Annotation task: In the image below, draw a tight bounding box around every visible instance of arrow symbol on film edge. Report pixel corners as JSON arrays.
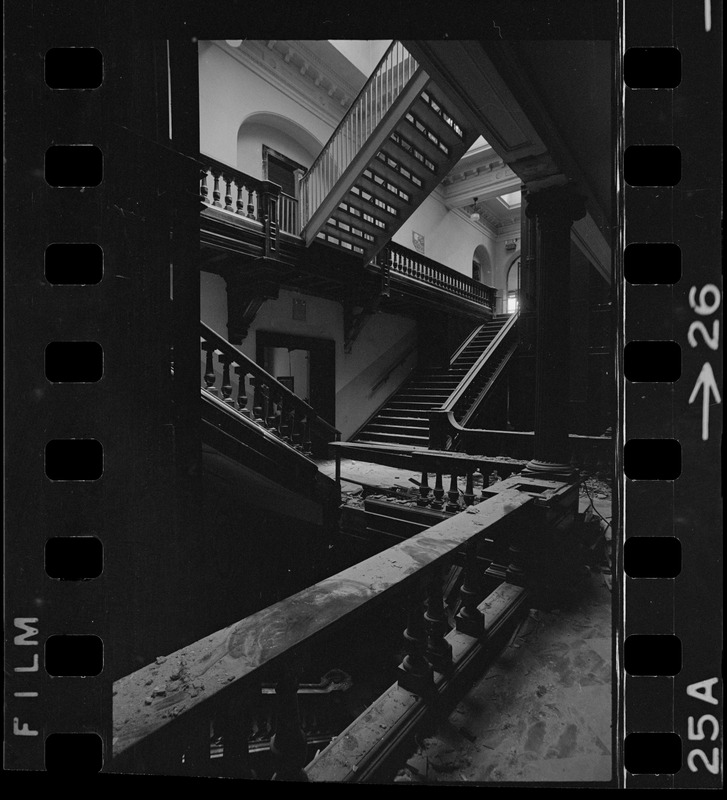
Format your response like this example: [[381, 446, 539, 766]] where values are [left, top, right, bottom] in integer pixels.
[[688, 362, 721, 441]]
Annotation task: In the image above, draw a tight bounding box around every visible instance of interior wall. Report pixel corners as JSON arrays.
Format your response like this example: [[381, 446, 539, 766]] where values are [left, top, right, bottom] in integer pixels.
[[328, 40, 391, 75], [237, 122, 317, 179], [200, 270, 228, 337], [200, 278, 418, 439], [392, 193, 497, 279], [199, 41, 337, 168]]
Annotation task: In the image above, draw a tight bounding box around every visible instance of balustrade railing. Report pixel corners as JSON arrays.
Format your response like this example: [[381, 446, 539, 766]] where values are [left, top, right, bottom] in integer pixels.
[[201, 322, 339, 456], [200, 155, 300, 236], [112, 478, 536, 777], [375, 242, 498, 310], [299, 41, 419, 230], [278, 191, 299, 235]]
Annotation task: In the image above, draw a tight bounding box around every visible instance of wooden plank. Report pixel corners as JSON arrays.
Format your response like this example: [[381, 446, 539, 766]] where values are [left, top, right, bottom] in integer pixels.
[[112, 487, 534, 759]]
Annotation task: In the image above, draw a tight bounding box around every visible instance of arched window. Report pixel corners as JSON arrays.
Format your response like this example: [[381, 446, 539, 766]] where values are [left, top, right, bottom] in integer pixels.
[[472, 245, 492, 285], [506, 256, 521, 313]]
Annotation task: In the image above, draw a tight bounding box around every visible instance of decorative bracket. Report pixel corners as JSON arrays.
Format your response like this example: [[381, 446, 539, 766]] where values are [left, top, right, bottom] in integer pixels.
[[225, 271, 279, 344]]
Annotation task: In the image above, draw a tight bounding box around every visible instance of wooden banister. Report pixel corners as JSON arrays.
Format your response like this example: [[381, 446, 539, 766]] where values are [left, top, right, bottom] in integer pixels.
[[201, 322, 339, 447], [200, 156, 299, 235], [112, 484, 536, 761], [441, 310, 519, 418]]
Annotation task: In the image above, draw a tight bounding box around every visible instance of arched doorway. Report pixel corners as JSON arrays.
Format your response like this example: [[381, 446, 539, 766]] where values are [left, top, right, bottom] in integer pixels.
[[506, 255, 521, 313], [236, 114, 323, 235], [236, 112, 322, 178], [472, 245, 492, 285]]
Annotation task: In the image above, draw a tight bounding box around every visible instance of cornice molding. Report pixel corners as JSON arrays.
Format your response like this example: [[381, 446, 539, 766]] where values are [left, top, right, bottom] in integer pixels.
[[215, 41, 352, 132]]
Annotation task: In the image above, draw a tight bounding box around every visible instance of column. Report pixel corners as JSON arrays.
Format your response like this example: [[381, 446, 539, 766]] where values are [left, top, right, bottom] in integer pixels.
[[522, 185, 586, 480]]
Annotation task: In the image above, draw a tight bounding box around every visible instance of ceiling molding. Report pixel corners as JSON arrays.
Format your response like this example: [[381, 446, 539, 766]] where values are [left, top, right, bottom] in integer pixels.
[[216, 41, 352, 132], [442, 165, 521, 209]]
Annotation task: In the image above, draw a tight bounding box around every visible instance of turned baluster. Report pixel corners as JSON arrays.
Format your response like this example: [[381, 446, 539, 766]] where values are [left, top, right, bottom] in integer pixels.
[[202, 341, 219, 395], [506, 527, 526, 587], [219, 353, 235, 405], [302, 415, 313, 456], [416, 470, 430, 506], [424, 567, 453, 672], [290, 408, 303, 450], [200, 168, 210, 205], [430, 472, 445, 510], [247, 186, 256, 219], [270, 666, 308, 782], [488, 469, 502, 486], [446, 471, 460, 512], [463, 470, 476, 507], [211, 170, 222, 207], [397, 581, 434, 696], [224, 175, 234, 211], [260, 384, 272, 428], [472, 467, 484, 498], [235, 367, 251, 417], [279, 398, 293, 443], [235, 181, 246, 215], [268, 392, 282, 436], [456, 539, 485, 637], [219, 689, 256, 779]]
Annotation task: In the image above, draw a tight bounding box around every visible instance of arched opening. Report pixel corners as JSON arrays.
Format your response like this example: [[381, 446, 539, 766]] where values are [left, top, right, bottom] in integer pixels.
[[236, 114, 324, 235], [472, 245, 492, 285], [506, 255, 521, 313], [236, 113, 322, 181]]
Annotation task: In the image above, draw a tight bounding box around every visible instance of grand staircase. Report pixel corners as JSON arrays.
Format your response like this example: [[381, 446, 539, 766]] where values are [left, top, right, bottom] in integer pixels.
[[300, 42, 479, 263], [354, 314, 512, 447]]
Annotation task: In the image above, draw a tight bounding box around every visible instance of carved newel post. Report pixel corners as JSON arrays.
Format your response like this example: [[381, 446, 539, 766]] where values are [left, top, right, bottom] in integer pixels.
[[522, 186, 586, 481]]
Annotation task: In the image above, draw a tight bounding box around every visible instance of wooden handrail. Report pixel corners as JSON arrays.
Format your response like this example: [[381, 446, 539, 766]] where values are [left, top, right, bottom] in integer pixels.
[[440, 310, 519, 416], [201, 322, 339, 443], [449, 323, 485, 364], [112, 484, 535, 760]]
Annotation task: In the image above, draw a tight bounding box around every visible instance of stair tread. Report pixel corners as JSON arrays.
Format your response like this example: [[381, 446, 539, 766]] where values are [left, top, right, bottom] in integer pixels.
[[411, 95, 466, 153]]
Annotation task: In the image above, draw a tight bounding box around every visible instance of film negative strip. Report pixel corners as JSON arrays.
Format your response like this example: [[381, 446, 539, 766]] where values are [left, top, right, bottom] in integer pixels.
[[4, 0, 722, 787]]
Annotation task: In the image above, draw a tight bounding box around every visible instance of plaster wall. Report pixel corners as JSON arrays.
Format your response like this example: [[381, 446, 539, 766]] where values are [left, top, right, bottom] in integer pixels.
[[328, 40, 391, 75], [237, 123, 317, 180], [200, 275, 418, 440], [393, 193, 498, 280], [199, 41, 336, 168]]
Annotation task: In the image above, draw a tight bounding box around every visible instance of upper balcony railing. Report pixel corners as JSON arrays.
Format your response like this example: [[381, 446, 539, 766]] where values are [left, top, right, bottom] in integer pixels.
[[376, 242, 498, 311], [200, 156, 299, 236], [299, 42, 419, 230]]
